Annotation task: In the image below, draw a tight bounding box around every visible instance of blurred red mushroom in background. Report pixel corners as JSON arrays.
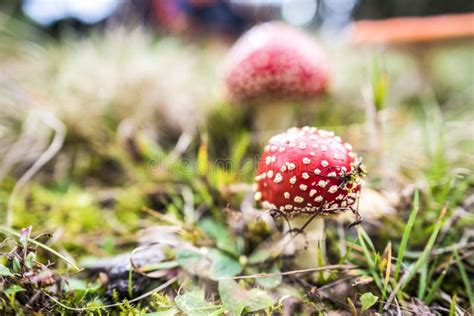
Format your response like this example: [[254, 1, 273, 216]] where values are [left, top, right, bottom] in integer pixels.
[[223, 22, 329, 135]]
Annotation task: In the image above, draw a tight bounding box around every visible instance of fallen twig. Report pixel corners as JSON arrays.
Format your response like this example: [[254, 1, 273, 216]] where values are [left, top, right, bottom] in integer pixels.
[[217, 264, 356, 280]]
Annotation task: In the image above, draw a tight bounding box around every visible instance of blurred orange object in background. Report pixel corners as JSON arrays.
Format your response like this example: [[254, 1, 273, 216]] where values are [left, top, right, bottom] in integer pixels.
[[351, 13, 474, 44]]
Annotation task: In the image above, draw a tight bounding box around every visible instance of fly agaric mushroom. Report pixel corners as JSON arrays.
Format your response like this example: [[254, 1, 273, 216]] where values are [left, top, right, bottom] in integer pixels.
[[223, 22, 329, 133], [255, 126, 365, 268]]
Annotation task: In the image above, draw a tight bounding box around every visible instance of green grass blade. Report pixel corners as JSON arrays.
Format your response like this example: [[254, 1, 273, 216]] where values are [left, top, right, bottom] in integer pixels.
[[449, 294, 457, 316], [400, 206, 446, 290], [394, 190, 419, 282], [357, 227, 383, 291], [417, 262, 428, 300], [358, 227, 376, 253], [453, 250, 474, 312], [425, 261, 450, 305]]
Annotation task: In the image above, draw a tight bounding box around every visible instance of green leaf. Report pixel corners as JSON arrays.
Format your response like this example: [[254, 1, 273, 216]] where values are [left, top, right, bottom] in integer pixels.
[[64, 278, 102, 298], [255, 265, 282, 289], [208, 249, 242, 280], [175, 290, 222, 316], [4, 284, 26, 296], [175, 249, 206, 275], [248, 247, 273, 265], [360, 292, 378, 312], [25, 252, 36, 270], [0, 264, 13, 277], [218, 280, 275, 315], [200, 219, 238, 256], [12, 256, 21, 273]]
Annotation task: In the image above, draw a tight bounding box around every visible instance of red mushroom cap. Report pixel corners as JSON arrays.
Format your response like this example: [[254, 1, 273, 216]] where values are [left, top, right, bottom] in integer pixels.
[[224, 22, 329, 100], [255, 126, 364, 216]]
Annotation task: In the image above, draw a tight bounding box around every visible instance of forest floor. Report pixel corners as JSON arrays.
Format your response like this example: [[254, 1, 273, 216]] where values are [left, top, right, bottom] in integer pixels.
[[0, 26, 473, 315]]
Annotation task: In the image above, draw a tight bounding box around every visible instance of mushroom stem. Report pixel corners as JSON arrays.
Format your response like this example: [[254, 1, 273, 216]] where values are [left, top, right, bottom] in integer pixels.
[[288, 216, 326, 270], [254, 101, 295, 138]]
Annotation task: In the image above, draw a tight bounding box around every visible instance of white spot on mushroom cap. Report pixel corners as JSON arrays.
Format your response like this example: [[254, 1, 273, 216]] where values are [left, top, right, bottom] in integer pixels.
[[274, 173, 283, 183], [290, 176, 297, 184], [284, 192, 290, 199], [302, 157, 311, 164], [318, 180, 328, 188], [328, 185, 338, 193], [254, 191, 262, 201], [321, 160, 329, 167], [299, 184, 307, 191], [294, 196, 304, 203]]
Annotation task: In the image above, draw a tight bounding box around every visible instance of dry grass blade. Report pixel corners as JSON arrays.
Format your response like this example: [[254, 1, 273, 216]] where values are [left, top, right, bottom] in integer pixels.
[[382, 241, 392, 299], [5, 111, 65, 227], [217, 264, 356, 280]]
